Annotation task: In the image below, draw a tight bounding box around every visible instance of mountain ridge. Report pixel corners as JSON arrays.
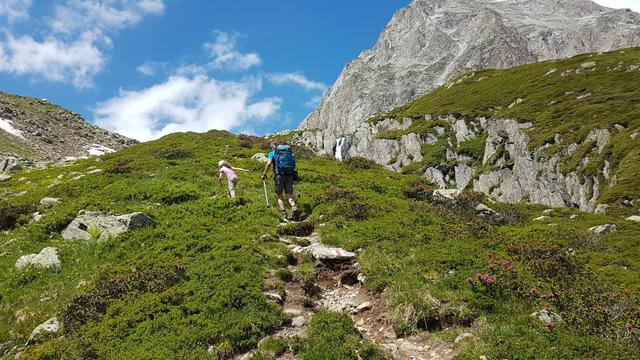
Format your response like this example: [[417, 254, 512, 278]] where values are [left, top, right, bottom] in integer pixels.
[[300, 0, 640, 135]]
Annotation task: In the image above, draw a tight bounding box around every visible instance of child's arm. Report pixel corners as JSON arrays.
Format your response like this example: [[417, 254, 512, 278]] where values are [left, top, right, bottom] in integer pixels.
[[231, 166, 249, 172], [218, 171, 224, 184]]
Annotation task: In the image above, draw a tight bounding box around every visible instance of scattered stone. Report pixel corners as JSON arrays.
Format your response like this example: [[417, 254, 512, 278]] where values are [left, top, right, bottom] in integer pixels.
[[580, 61, 596, 68], [260, 234, 279, 242], [626, 216, 640, 223], [27, 318, 59, 345], [283, 308, 302, 317], [357, 273, 366, 284], [533, 216, 550, 221], [354, 302, 372, 313], [594, 204, 609, 214], [455, 332, 474, 343], [307, 244, 356, 261], [508, 98, 524, 108], [86, 169, 103, 174], [251, 153, 268, 162], [531, 309, 562, 326], [588, 224, 617, 235], [264, 292, 284, 304], [30, 212, 44, 224], [475, 203, 497, 217], [39, 197, 62, 208], [61, 211, 155, 241], [569, 215, 579, 220], [432, 189, 461, 202], [15, 247, 61, 270], [0, 174, 11, 181], [542, 209, 554, 214], [291, 316, 305, 327]]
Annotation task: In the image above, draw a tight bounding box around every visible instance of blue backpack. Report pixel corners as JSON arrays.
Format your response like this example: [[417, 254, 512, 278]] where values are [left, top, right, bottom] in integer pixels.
[[274, 145, 296, 176]]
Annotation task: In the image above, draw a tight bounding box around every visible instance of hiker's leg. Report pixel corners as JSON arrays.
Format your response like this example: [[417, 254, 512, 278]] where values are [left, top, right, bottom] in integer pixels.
[[228, 177, 237, 198], [274, 175, 286, 211], [284, 176, 297, 211]]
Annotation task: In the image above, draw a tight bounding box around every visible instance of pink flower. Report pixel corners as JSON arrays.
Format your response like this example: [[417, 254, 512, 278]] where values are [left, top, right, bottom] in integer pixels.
[[465, 277, 473, 284], [625, 323, 633, 330], [488, 263, 497, 270], [507, 263, 515, 271], [476, 273, 483, 279], [483, 275, 495, 285], [530, 287, 537, 295]]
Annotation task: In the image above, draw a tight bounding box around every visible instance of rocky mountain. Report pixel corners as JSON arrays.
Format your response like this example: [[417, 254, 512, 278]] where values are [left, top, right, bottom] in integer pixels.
[[298, 47, 640, 213], [299, 0, 640, 135], [0, 92, 136, 169]]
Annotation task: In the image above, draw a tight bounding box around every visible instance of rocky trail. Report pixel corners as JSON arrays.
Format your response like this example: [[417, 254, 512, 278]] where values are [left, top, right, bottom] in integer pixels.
[[238, 221, 456, 360]]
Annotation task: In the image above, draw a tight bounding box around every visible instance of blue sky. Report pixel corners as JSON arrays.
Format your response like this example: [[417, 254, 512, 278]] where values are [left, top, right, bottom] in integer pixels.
[[0, 0, 412, 140], [0, 0, 638, 141]]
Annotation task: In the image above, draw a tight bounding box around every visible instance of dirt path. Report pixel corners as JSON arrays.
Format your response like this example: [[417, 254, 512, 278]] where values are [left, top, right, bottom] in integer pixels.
[[237, 225, 456, 360]]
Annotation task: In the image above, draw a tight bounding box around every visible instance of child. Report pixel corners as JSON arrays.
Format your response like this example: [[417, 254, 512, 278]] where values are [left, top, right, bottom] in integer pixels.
[[218, 160, 248, 198]]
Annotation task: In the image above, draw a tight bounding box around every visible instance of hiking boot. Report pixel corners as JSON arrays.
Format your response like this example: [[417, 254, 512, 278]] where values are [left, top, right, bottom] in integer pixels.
[[280, 211, 289, 223], [290, 209, 301, 222]]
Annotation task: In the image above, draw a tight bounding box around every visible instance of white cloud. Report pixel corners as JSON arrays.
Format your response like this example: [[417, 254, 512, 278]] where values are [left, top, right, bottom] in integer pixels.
[[94, 74, 281, 141], [49, 0, 165, 34], [592, 0, 640, 12], [269, 72, 328, 92], [0, 32, 106, 88], [205, 31, 261, 71], [136, 61, 168, 76], [0, 0, 164, 88], [0, 0, 32, 22]]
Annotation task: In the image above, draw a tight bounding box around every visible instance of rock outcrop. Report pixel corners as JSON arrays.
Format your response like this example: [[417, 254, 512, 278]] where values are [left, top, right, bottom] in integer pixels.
[[297, 114, 630, 212], [61, 211, 155, 241], [300, 0, 640, 135], [15, 247, 61, 270]]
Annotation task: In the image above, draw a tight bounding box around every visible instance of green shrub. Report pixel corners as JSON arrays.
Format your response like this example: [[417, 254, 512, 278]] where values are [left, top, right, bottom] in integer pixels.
[[0, 203, 35, 230], [343, 157, 380, 170], [154, 148, 193, 160], [105, 160, 133, 174], [334, 197, 375, 220], [154, 183, 199, 205]]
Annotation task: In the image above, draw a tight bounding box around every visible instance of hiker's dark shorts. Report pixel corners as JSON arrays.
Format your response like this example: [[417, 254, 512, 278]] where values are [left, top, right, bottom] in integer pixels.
[[274, 174, 294, 195]]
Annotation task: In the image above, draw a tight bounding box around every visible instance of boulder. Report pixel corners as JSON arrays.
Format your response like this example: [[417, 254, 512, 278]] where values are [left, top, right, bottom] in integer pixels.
[[61, 210, 155, 241], [354, 302, 372, 313], [291, 316, 306, 327], [531, 309, 562, 326], [39, 197, 62, 208], [594, 204, 609, 214], [27, 317, 60, 345], [588, 224, 617, 235], [307, 244, 356, 261], [30, 212, 44, 224], [626, 215, 640, 223], [15, 247, 61, 270], [432, 189, 461, 202], [0, 174, 11, 181], [251, 153, 268, 162], [475, 204, 497, 218], [0, 157, 21, 172]]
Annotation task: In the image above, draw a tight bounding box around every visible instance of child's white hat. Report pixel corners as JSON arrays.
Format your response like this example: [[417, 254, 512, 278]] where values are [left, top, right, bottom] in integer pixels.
[[218, 160, 226, 167]]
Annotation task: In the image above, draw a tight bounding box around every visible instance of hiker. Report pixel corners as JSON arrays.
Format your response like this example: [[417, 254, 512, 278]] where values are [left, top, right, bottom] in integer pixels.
[[261, 141, 300, 222], [218, 160, 248, 198]]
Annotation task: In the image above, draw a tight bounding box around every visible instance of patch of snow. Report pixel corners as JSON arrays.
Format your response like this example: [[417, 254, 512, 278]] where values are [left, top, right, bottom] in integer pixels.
[[86, 144, 116, 156], [0, 118, 25, 139]]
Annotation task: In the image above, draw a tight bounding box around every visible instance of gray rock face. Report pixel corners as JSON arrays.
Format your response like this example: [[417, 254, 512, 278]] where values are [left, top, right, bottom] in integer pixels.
[[307, 244, 356, 261], [297, 114, 624, 212], [61, 210, 154, 241], [300, 0, 640, 136], [15, 247, 61, 270]]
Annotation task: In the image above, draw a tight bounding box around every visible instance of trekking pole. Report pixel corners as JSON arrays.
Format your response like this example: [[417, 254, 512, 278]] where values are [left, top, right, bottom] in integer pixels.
[[262, 180, 270, 207]]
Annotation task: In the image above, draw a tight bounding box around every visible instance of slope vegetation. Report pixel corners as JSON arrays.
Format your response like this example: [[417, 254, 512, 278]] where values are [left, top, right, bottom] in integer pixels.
[[0, 131, 638, 359]]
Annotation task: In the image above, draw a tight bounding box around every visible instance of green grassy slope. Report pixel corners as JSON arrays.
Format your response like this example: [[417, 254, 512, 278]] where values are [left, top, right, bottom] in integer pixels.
[[371, 47, 640, 207], [0, 131, 638, 359]]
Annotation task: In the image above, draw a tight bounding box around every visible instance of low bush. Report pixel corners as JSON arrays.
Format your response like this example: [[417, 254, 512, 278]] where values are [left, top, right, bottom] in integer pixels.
[[0, 203, 35, 230], [105, 160, 133, 174], [343, 157, 379, 170], [335, 197, 375, 220], [154, 149, 193, 160]]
